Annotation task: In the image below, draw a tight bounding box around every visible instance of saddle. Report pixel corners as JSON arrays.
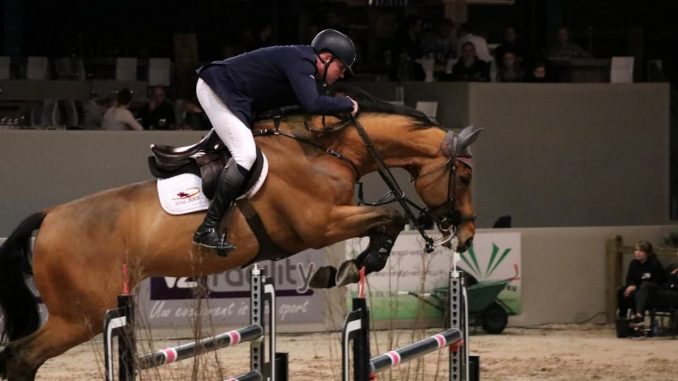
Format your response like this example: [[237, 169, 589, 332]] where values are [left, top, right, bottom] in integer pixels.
[[148, 130, 264, 199], [149, 131, 288, 264]]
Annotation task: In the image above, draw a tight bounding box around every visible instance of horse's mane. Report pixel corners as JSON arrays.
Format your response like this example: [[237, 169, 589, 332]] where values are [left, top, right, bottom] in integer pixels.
[[254, 87, 437, 126], [343, 87, 436, 126]]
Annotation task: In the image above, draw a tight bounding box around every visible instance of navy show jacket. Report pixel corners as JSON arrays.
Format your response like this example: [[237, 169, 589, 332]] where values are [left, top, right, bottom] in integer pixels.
[[197, 45, 353, 125]]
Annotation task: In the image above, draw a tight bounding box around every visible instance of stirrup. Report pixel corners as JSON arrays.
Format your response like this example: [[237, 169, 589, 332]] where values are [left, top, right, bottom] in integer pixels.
[[192, 228, 236, 255]]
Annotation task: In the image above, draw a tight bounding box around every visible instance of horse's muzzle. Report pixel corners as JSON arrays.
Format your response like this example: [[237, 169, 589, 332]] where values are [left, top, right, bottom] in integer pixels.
[[456, 237, 473, 253]]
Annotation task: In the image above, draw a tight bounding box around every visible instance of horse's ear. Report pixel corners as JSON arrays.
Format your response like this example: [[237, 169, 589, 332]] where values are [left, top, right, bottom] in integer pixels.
[[457, 125, 483, 151], [442, 126, 483, 157]]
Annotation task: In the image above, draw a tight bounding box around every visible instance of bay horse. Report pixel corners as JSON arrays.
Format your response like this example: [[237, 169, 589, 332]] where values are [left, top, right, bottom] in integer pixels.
[[0, 95, 480, 381]]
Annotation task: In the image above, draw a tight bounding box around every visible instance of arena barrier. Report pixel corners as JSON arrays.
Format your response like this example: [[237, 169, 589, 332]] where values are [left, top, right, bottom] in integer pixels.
[[103, 264, 287, 381], [342, 270, 478, 381]]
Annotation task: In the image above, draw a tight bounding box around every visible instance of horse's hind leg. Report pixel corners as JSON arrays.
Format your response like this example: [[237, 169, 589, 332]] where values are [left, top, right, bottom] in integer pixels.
[[3, 317, 94, 381]]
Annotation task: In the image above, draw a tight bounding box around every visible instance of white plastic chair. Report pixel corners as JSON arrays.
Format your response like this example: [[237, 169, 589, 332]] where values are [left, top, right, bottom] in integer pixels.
[[41, 99, 60, 127], [61, 100, 79, 127], [610, 56, 634, 83], [115, 57, 138, 81], [0, 56, 10, 80], [27, 56, 50, 80], [148, 58, 171, 86], [416, 101, 438, 122]]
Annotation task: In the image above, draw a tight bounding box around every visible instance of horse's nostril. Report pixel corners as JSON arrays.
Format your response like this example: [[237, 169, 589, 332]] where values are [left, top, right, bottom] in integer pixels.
[[465, 237, 474, 248], [456, 237, 474, 253]]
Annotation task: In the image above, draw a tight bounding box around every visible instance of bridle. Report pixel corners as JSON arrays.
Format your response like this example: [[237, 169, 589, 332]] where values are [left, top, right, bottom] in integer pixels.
[[413, 156, 477, 235], [349, 116, 475, 253], [253, 113, 475, 253]]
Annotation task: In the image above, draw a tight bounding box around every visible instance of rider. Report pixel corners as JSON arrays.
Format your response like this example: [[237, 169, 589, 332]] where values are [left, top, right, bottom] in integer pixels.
[[193, 29, 359, 252]]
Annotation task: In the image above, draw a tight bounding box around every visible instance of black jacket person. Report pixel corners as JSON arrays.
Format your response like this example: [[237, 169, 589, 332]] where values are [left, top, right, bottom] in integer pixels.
[[192, 29, 359, 252]]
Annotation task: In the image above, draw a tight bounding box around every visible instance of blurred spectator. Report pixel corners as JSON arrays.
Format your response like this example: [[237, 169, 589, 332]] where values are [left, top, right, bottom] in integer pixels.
[[526, 61, 548, 83], [548, 26, 590, 60], [390, 15, 426, 81], [81, 92, 111, 129], [428, 18, 458, 78], [102, 88, 144, 131], [450, 42, 490, 82], [616, 240, 665, 321], [177, 100, 211, 130], [494, 25, 526, 64], [495, 51, 523, 82], [456, 23, 492, 63], [138, 86, 176, 130]]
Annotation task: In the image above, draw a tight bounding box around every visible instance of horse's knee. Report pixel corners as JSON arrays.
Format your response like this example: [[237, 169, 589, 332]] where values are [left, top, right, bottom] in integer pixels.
[[356, 230, 397, 274], [382, 209, 406, 234]]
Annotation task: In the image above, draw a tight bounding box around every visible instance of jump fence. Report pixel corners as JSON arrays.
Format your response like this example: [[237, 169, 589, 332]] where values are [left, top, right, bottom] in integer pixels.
[[342, 270, 479, 381], [103, 264, 287, 381]]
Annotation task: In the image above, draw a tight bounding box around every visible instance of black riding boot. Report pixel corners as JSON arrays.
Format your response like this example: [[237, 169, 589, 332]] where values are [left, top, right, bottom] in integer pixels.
[[193, 163, 248, 253]]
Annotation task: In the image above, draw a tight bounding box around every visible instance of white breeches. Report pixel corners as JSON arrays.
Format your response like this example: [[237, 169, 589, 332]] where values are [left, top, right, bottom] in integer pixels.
[[196, 78, 256, 171]]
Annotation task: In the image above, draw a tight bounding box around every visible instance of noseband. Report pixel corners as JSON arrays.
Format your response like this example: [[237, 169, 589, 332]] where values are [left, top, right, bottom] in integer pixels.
[[417, 157, 477, 235]]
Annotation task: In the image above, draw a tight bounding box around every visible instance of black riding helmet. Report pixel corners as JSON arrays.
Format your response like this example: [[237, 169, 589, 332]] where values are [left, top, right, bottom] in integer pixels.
[[311, 29, 356, 75]]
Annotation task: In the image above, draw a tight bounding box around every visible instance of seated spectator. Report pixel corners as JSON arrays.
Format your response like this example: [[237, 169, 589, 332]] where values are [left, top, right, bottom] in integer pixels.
[[138, 86, 176, 130], [390, 15, 426, 81], [547, 26, 590, 60], [495, 51, 523, 82], [81, 92, 111, 129], [456, 23, 492, 63], [177, 100, 211, 130], [650, 262, 678, 311], [429, 18, 458, 76], [102, 88, 144, 131], [525, 61, 548, 83], [494, 25, 526, 64], [616, 240, 665, 322], [450, 42, 490, 82]]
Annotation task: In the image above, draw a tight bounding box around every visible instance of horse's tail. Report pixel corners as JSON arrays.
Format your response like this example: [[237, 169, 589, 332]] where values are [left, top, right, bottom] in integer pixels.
[[0, 212, 46, 343]]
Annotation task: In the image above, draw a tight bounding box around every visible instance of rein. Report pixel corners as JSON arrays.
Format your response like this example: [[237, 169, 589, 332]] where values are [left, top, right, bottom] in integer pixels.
[[253, 113, 471, 253], [253, 115, 360, 177], [348, 116, 436, 253]]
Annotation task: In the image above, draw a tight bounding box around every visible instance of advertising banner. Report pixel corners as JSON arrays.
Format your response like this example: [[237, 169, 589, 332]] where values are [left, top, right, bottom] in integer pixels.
[[136, 248, 327, 327], [345, 231, 521, 322]]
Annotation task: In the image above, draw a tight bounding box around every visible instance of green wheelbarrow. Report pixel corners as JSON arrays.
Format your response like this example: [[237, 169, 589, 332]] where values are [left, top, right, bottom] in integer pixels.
[[404, 277, 514, 334]]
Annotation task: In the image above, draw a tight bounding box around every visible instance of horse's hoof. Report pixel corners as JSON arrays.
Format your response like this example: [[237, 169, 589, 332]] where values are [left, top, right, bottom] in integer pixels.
[[309, 266, 337, 289], [335, 260, 360, 287]]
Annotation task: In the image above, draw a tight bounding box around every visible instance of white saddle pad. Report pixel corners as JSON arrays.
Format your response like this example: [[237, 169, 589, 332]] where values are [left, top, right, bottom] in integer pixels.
[[157, 155, 268, 215]]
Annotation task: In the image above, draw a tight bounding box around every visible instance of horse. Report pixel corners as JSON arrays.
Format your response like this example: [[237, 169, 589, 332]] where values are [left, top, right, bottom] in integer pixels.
[[0, 95, 480, 381]]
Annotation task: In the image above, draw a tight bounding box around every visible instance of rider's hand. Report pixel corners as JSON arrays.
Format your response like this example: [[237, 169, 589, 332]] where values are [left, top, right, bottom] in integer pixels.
[[348, 97, 359, 116]]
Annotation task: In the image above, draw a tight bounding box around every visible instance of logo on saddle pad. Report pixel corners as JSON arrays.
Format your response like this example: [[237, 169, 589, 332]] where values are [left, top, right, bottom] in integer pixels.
[[157, 174, 210, 215], [175, 187, 201, 200], [156, 155, 269, 216]]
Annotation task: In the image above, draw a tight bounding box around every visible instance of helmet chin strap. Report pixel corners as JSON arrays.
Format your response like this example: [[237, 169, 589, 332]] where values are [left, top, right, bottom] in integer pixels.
[[318, 55, 335, 86]]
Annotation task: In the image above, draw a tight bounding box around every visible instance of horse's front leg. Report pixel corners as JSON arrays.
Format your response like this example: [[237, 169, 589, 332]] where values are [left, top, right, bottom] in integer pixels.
[[310, 205, 406, 288]]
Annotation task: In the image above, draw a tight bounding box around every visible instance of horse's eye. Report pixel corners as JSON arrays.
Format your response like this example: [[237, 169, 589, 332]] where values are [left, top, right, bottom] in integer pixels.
[[460, 175, 471, 185]]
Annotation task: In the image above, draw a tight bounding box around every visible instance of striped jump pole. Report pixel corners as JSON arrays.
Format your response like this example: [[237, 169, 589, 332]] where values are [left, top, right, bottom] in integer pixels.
[[370, 328, 462, 374], [103, 264, 287, 381], [342, 269, 470, 381], [135, 324, 264, 369]]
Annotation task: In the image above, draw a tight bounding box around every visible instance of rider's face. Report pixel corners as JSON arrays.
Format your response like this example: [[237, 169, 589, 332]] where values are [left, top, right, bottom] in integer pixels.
[[323, 56, 347, 85]]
